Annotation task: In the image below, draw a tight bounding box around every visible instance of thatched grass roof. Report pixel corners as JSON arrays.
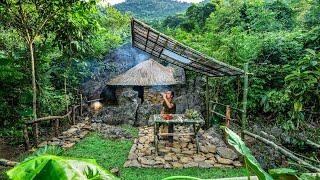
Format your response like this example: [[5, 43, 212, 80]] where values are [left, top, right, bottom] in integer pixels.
[[107, 59, 178, 86]]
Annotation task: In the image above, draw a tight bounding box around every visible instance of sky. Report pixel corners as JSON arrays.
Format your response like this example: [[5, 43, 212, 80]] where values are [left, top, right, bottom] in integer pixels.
[[101, 0, 204, 5]]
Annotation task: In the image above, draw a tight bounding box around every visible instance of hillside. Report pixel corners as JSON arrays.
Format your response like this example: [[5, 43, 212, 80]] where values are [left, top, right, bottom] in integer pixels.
[[114, 0, 192, 23]]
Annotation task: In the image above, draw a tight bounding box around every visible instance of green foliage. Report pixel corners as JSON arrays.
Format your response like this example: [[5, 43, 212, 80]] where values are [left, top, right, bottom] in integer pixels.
[[223, 127, 273, 180], [163, 2, 215, 31], [184, 109, 201, 119], [7, 154, 116, 180], [304, 0, 320, 28], [285, 49, 320, 110], [269, 168, 298, 180], [114, 0, 192, 24]]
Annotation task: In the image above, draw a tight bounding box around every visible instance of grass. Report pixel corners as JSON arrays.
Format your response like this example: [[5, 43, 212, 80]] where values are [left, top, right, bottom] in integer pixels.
[[120, 124, 139, 138], [63, 131, 247, 180]]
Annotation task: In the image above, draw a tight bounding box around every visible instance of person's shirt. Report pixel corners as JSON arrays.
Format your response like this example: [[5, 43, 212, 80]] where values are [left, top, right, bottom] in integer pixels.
[[162, 100, 176, 114]]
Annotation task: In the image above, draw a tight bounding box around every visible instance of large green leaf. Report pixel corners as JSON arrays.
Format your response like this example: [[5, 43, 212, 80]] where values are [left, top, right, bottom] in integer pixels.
[[269, 168, 298, 180], [223, 127, 273, 180], [7, 155, 117, 180]]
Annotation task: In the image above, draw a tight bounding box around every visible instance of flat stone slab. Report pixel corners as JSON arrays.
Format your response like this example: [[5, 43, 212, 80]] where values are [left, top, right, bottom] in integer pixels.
[[124, 126, 242, 169]]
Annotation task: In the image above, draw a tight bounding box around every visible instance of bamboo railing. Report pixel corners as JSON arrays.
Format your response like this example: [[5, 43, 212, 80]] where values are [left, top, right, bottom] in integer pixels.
[[208, 101, 244, 129], [23, 94, 84, 150], [206, 63, 249, 132]]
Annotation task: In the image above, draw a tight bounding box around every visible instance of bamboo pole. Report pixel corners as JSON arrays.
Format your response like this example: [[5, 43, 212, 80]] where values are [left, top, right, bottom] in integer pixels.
[[243, 130, 320, 172], [23, 124, 30, 150], [241, 63, 249, 138]]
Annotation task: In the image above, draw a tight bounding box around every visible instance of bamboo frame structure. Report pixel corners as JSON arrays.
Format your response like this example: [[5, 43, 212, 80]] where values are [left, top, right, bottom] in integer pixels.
[[131, 18, 244, 77], [131, 18, 249, 129]]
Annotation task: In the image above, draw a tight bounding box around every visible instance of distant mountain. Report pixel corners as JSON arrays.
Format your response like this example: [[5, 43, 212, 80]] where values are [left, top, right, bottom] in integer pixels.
[[114, 0, 192, 23]]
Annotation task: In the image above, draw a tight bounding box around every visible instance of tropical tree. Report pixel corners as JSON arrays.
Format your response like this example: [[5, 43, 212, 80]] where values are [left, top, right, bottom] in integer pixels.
[[0, 0, 97, 120]]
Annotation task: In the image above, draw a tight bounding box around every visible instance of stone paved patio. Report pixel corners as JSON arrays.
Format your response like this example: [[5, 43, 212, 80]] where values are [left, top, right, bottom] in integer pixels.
[[124, 126, 243, 169]]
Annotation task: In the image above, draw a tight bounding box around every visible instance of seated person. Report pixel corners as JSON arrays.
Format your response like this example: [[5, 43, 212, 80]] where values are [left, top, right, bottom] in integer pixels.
[[160, 90, 176, 147]]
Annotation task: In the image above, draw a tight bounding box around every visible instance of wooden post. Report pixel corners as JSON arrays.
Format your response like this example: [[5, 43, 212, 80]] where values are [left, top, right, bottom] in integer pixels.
[[23, 124, 30, 150], [80, 94, 83, 116], [205, 75, 209, 128], [72, 105, 76, 125], [225, 105, 231, 128], [224, 105, 231, 142], [33, 123, 39, 146], [54, 119, 59, 136], [241, 63, 249, 138]]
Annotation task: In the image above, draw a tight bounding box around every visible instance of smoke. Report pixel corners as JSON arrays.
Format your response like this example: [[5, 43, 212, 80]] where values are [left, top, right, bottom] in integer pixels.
[[82, 43, 152, 99]]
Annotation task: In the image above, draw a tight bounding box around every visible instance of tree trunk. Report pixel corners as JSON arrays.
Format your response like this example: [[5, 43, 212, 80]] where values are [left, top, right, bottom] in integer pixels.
[[29, 42, 37, 120], [64, 75, 68, 112]]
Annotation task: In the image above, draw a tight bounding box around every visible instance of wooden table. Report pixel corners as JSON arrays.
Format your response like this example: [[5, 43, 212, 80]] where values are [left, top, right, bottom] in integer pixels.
[[149, 114, 205, 155]]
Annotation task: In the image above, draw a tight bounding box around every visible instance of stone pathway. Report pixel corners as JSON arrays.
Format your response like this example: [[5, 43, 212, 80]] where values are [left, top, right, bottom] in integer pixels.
[[124, 126, 243, 169], [37, 122, 133, 150], [37, 121, 92, 149]]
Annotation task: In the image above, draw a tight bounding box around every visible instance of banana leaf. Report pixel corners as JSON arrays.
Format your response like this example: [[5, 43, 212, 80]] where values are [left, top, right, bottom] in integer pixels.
[[269, 168, 298, 180], [7, 154, 117, 180], [222, 127, 273, 180]]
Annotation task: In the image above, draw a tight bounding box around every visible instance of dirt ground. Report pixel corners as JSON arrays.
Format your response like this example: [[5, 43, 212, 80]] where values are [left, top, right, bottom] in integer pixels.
[[0, 137, 26, 179]]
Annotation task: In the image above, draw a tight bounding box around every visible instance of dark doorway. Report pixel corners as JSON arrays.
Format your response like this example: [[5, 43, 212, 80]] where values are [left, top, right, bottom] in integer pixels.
[[133, 86, 144, 103], [101, 85, 117, 105]]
